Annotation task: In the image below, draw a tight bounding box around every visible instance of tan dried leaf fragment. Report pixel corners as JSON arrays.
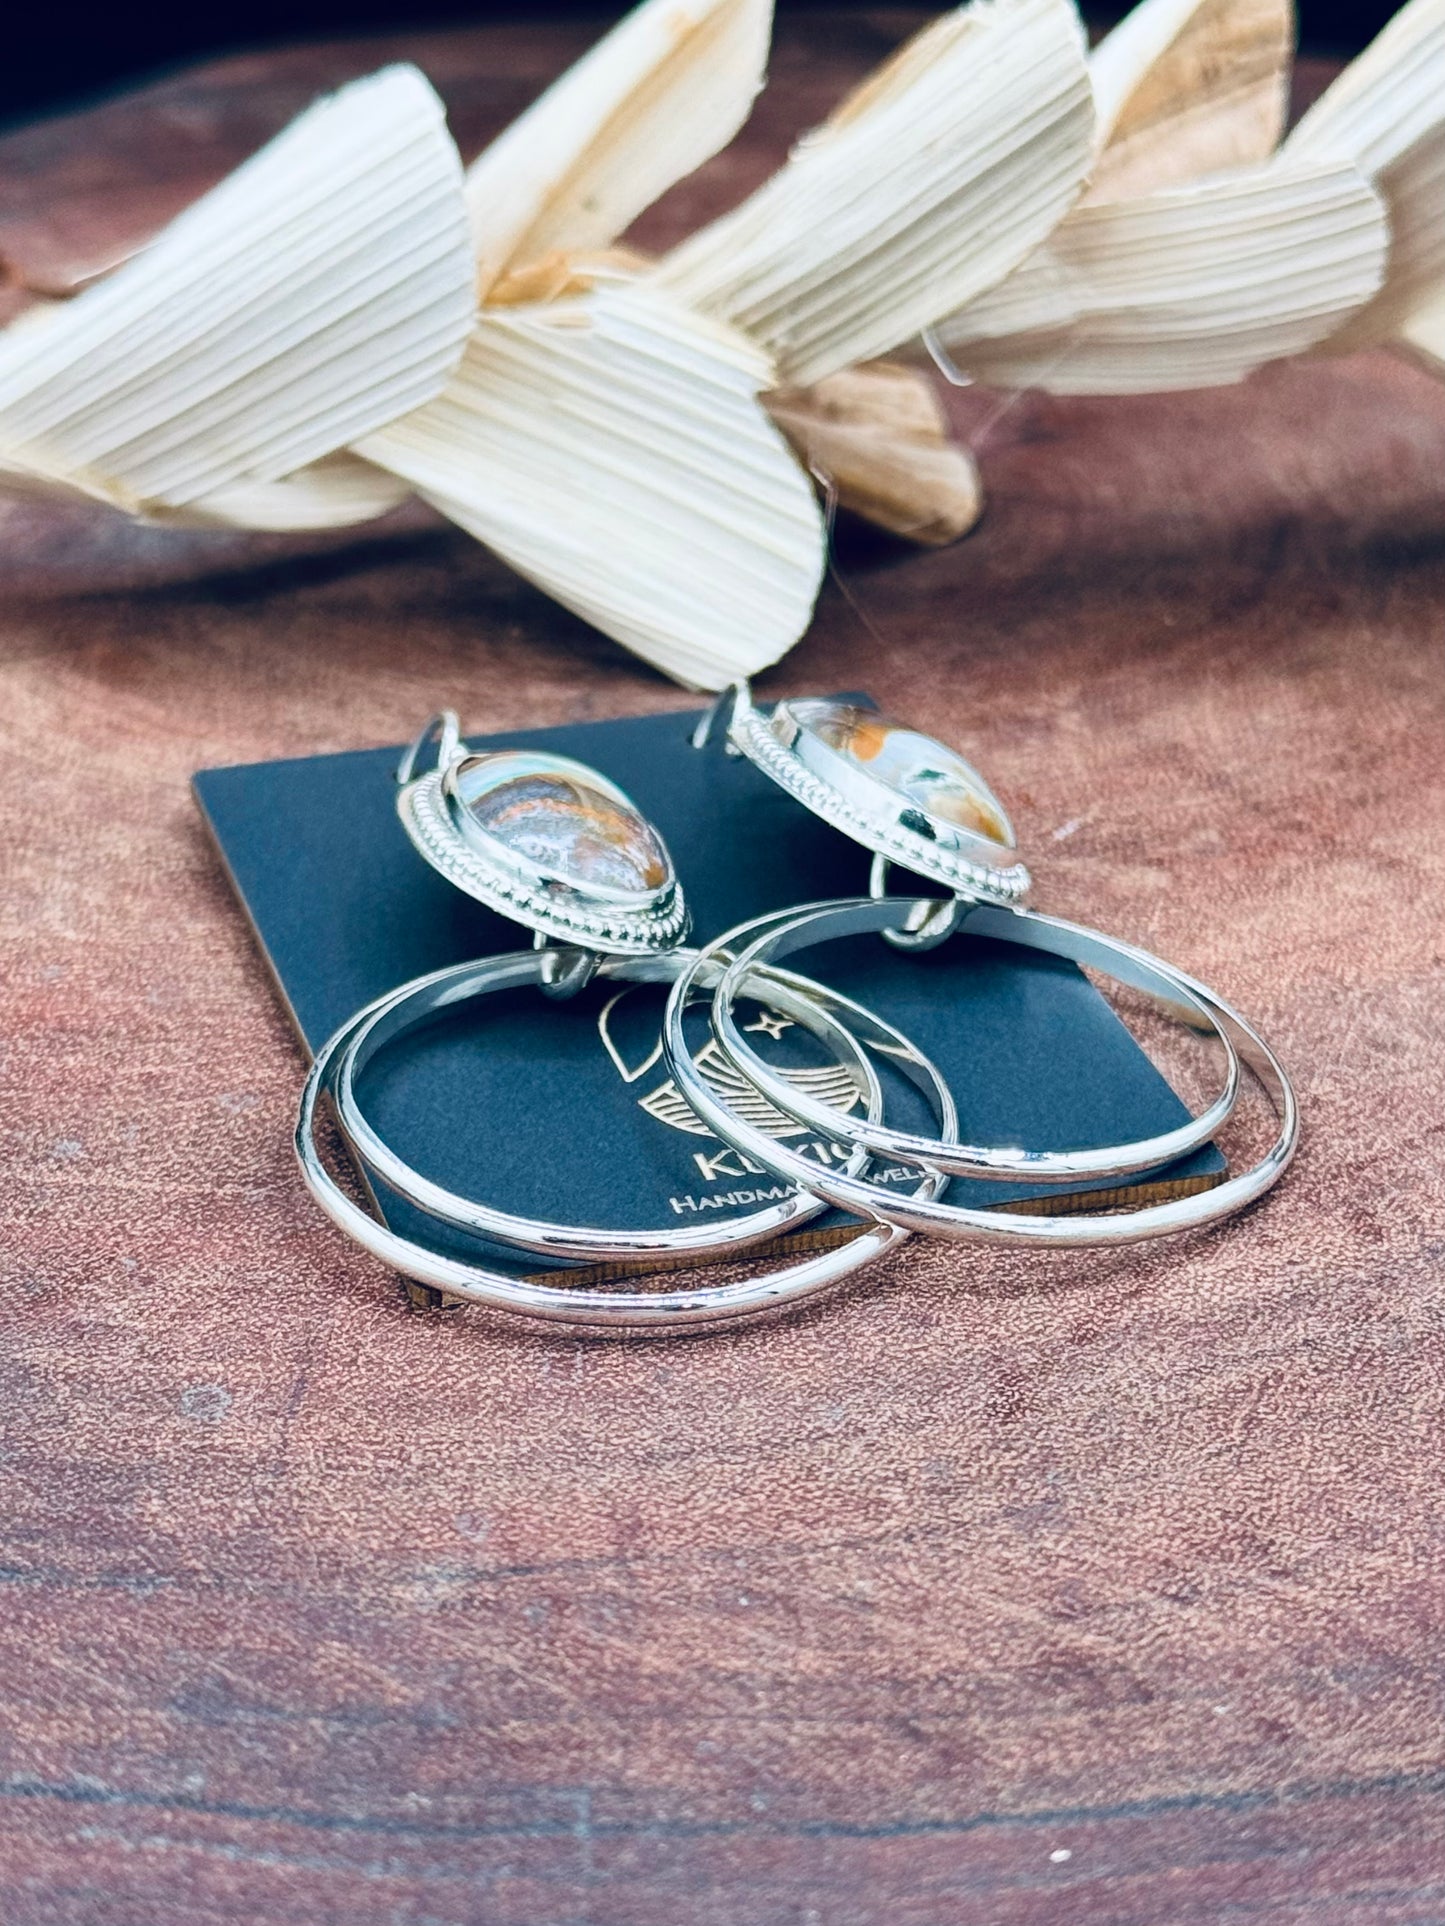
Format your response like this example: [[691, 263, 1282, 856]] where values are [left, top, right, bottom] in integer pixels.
[[766, 364, 982, 546], [1087, 0, 1293, 200]]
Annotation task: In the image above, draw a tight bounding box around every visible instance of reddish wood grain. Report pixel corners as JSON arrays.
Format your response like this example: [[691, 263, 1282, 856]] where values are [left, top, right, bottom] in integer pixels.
[[1, 17, 1444, 1924]]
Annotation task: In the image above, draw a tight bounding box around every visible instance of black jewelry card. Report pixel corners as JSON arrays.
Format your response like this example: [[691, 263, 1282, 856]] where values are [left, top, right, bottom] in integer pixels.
[[193, 700, 1223, 1284]]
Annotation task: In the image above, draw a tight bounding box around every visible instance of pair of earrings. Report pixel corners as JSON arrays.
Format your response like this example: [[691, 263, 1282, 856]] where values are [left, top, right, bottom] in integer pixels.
[[296, 689, 1297, 1331]]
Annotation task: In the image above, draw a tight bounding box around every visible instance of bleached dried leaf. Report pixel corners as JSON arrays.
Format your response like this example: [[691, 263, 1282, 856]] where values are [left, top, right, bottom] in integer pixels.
[[1087, 0, 1293, 201], [934, 155, 1387, 393], [1287, 0, 1445, 347], [0, 295, 413, 527], [156, 454, 410, 530], [653, 0, 1094, 389], [360, 281, 824, 689], [0, 65, 474, 512], [767, 363, 982, 545], [485, 245, 653, 308], [0, 297, 64, 338], [465, 0, 773, 298], [1398, 287, 1445, 376]]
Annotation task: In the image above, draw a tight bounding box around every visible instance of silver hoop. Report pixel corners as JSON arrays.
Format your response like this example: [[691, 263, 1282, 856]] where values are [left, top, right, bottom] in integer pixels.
[[296, 949, 955, 1330], [663, 925, 963, 1233], [710, 895, 1243, 1184], [666, 899, 1297, 1246], [326, 946, 886, 1265]]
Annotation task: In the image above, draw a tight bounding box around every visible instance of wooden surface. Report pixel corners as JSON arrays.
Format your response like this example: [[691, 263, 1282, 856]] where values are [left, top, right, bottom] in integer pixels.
[[3, 16, 1445, 1923]]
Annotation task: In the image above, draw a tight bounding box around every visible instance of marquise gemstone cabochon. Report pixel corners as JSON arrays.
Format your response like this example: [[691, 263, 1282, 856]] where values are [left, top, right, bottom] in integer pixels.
[[780, 698, 1015, 851], [450, 751, 672, 899]]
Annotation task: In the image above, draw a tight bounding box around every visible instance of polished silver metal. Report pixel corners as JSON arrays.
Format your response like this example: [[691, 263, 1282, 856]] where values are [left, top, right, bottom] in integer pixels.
[[869, 855, 963, 952], [723, 683, 1032, 908], [395, 711, 460, 786], [297, 695, 1298, 1325], [709, 896, 1244, 1185], [326, 944, 888, 1265], [299, 716, 958, 1326], [297, 945, 955, 1330], [395, 710, 688, 958], [686, 684, 1297, 1235], [664, 897, 1298, 1246]]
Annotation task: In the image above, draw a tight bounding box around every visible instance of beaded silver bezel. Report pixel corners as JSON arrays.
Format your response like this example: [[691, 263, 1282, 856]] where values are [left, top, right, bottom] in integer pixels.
[[727, 688, 1032, 908], [397, 762, 689, 956]]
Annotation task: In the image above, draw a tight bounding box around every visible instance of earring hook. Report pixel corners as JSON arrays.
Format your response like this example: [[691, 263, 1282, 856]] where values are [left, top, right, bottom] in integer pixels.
[[396, 711, 461, 786], [689, 681, 750, 753]]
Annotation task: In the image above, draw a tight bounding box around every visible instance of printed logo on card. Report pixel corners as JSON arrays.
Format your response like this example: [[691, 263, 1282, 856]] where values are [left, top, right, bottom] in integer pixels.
[[595, 983, 863, 1141]]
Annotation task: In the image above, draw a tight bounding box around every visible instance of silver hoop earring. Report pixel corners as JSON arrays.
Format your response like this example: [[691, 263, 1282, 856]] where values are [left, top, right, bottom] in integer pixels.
[[666, 685, 1298, 1242], [296, 715, 956, 1329]]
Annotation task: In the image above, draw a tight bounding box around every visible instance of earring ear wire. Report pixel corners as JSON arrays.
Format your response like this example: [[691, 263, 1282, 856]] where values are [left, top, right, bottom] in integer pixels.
[[689, 680, 750, 753], [395, 710, 461, 786]]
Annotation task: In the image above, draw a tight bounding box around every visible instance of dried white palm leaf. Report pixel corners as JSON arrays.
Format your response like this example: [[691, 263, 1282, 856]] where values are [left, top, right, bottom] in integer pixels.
[[0, 297, 64, 338], [464, 0, 773, 296], [653, 0, 1095, 388], [6, 0, 1412, 681], [14, 0, 774, 536], [1399, 287, 1445, 376], [1087, 0, 1293, 202], [0, 65, 474, 513], [359, 281, 825, 689], [932, 0, 1306, 390], [932, 153, 1387, 393], [153, 454, 410, 531], [1287, 0, 1445, 349]]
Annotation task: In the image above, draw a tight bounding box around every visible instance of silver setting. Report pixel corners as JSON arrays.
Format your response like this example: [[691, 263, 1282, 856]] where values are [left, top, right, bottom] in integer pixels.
[[395, 712, 688, 957], [725, 685, 1032, 909]]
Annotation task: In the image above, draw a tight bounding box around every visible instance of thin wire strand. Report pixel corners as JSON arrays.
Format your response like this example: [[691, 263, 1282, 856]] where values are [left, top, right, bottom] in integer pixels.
[[808, 320, 1086, 655], [806, 456, 894, 658], [922, 324, 1084, 454]]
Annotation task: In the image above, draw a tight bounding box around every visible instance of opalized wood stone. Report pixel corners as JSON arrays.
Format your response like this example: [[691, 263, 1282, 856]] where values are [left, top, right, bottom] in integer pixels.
[[789, 697, 1013, 846], [455, 754, 669, 895]]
